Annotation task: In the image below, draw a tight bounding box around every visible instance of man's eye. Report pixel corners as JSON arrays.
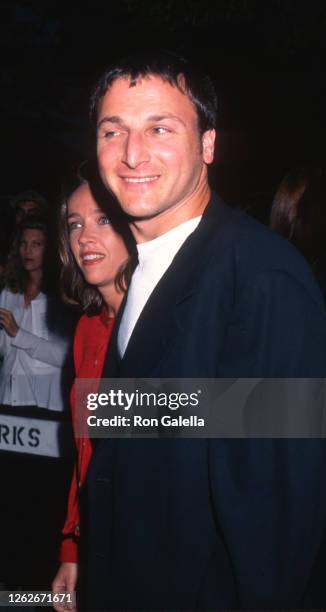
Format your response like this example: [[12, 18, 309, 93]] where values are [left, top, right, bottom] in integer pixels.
[[152, 126, 170, 135], [104, 130, 121, 139], [99, 216, 110, 225]]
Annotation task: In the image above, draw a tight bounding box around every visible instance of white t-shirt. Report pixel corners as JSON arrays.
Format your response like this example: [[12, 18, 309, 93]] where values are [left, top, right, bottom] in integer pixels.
[[118, 216, 202, 357]]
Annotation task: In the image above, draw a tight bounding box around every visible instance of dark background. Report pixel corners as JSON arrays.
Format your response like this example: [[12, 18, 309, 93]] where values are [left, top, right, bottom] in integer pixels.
[[1, 0, 326, 221]]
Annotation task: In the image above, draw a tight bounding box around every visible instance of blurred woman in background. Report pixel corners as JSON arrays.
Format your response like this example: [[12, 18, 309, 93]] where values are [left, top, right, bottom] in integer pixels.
[[270, 164, 326, 300], [0, 216, 70, 410]]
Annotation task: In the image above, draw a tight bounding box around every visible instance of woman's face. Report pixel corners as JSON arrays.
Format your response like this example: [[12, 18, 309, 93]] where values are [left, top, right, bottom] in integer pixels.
[[19, 228, 46, 273], [67, 183, 129, 293]]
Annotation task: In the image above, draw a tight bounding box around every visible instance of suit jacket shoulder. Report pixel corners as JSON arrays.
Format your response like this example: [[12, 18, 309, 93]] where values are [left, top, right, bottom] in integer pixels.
[[105, 193, 326, 378]]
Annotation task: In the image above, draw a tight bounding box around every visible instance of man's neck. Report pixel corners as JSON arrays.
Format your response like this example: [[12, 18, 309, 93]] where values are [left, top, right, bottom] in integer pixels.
[[131, 183, 211, 244]]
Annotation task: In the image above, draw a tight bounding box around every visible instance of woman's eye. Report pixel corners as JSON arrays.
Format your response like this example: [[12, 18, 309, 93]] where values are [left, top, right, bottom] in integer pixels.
[[68, 221, 81, 232], [99, 216, 110, 225]]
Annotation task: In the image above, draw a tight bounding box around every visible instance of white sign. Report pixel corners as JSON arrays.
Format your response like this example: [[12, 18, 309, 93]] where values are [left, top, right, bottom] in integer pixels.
[[0, 413, 62, 457]]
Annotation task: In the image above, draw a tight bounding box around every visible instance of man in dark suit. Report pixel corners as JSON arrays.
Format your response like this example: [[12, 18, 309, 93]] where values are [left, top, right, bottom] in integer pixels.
[[83, 51, 326, 610]]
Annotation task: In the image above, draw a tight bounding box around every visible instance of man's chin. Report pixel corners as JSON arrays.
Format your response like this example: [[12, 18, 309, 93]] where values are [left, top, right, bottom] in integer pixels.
[[118, 201, 162, 222]]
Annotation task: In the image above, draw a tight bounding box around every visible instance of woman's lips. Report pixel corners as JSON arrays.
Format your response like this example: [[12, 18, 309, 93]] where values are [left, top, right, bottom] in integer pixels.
[[80, 252, 105, 266]]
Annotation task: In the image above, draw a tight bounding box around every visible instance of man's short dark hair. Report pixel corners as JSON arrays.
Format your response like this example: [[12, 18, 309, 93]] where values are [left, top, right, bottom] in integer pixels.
[[10, 190, 48, 212], [90, 49, 217, 135]]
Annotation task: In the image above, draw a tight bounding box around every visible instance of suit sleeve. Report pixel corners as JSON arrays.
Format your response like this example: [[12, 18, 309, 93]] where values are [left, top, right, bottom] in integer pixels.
[[235, 269, 326, 376], [210, 269, 326, 607], [209, 438, 326, 607]]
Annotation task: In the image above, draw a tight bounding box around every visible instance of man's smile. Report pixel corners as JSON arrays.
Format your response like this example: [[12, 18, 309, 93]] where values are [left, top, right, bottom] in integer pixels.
[[120, 175, 160, 184]]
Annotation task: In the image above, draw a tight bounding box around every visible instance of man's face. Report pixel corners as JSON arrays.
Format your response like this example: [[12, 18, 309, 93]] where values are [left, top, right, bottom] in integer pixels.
[[15, 200, 39, 225], [96, 76, 215, 225]]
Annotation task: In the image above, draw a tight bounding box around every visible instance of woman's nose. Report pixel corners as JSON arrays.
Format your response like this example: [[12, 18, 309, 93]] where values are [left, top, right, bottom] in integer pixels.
[[78, 226, 96, 244]]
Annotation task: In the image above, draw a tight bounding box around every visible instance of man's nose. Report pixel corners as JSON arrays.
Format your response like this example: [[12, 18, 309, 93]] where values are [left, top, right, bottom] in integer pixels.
[[122, 131, 150, 168]]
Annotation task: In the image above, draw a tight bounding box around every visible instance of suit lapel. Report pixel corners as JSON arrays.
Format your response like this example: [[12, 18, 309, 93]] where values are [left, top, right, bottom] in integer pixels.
[[105, 194, 229, 377], [102, 293, 126, 377]]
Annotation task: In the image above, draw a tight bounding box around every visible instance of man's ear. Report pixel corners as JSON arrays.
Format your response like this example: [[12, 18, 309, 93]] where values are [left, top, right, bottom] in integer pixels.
[[202, 129, 216, 164]]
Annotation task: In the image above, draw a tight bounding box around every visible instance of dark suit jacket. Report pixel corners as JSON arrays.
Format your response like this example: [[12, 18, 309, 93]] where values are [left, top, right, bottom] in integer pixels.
[[86, 195, 326, 610]]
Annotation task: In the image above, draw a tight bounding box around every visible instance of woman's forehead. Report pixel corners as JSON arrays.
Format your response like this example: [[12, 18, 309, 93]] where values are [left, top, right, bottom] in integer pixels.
[[21, 228, 45, 240]]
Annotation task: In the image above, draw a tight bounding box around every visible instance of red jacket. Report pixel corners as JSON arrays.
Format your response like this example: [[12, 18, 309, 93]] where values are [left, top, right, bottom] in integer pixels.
[[59, 309, 114, 562]]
